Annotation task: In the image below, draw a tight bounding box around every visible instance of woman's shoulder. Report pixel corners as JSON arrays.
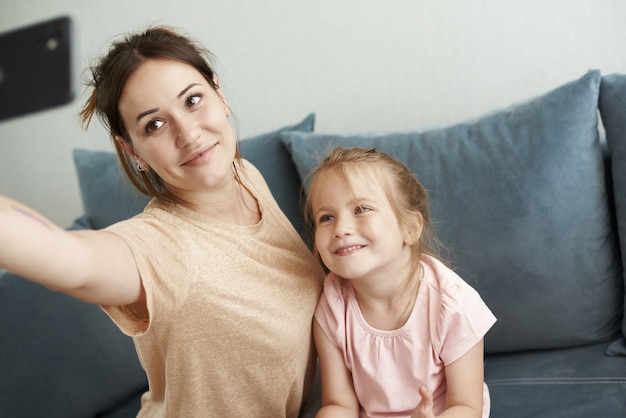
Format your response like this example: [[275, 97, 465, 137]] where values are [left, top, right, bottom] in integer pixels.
[[239, 158, 264, 182], [238, 158, 275, 200], [104, 199, 186, 240]]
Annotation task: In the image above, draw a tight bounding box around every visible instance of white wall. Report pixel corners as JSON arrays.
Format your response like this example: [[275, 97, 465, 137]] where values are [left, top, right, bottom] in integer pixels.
[[1, 0, 625, 226]]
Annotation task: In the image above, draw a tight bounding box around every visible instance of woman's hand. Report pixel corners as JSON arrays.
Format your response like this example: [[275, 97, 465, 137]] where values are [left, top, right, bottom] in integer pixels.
[[411, 387, 436, 418]]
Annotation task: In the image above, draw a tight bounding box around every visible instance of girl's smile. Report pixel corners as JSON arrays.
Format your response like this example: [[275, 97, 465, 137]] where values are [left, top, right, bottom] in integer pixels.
[[334, 244, 366, 256], [313, 170, 414, 282]]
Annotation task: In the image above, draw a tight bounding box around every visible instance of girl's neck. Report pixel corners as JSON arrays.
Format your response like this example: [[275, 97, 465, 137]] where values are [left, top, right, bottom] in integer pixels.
[[351, 262, 422, 330]]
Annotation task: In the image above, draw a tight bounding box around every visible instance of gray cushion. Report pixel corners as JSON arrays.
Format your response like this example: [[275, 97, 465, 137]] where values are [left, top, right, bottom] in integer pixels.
[[599, 73, 626, 356], [282, 70, 623, 354], [73, 149, 150, 230], [73, 114, 315, 231]]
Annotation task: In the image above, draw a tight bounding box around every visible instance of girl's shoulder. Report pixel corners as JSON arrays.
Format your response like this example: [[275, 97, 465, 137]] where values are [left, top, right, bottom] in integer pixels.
[[322, 273, 353, 303], [419, 254, 472, 295]]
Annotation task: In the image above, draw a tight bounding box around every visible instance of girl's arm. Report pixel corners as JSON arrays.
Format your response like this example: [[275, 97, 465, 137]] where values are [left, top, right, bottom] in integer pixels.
[[0, 194, 144, 307], [313, 319, 360, 418], [413, 339, 486, 418]]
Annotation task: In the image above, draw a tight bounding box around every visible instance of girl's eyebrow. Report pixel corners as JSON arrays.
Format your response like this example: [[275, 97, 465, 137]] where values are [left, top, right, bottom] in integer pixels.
[[135, 83, 201, 123], [353, 197, 374, 204], [314, 205, 330, 215]]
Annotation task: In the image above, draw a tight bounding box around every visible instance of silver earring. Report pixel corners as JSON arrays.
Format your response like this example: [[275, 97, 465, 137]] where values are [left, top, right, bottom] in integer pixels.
[[136, 163, 145, 172]]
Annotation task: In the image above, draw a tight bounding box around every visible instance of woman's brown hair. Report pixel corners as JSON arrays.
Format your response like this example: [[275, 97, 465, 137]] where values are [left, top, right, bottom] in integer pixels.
[[80, 26, 239, 203]]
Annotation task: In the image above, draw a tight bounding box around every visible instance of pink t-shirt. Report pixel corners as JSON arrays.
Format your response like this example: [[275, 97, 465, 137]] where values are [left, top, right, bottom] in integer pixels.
[[315, 255, 496, 418]]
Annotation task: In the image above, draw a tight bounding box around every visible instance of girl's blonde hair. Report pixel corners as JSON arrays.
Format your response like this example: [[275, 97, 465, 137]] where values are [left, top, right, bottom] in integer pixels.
[[304, 146, 443, 272]]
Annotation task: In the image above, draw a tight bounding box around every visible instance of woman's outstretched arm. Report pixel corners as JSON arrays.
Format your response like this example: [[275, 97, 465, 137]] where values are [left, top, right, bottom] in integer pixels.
[[0, 194, 144, 307]]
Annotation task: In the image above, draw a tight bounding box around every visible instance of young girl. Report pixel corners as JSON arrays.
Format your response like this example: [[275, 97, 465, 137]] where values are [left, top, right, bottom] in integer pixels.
[[305, 147, 496, 418]]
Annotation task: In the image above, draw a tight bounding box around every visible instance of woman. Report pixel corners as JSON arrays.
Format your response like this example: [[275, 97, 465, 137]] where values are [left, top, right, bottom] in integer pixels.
[[0, 26, 322, 417]]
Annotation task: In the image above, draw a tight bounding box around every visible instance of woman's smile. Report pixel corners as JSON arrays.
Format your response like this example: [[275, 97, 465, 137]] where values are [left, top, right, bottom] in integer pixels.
[[181, 142, 217, 167]]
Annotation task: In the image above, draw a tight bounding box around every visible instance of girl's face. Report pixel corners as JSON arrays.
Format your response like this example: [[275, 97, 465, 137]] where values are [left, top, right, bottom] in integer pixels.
[[312, 169, 415, 282], [116, 59, 237, 200]]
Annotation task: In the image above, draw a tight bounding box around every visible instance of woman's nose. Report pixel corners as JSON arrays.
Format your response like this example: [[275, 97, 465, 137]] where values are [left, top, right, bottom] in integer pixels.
[[174, 116, 200, 148]]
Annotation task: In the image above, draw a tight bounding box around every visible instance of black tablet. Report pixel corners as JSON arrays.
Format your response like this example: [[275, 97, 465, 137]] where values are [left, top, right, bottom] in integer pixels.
[[0, 16, 74, 121]]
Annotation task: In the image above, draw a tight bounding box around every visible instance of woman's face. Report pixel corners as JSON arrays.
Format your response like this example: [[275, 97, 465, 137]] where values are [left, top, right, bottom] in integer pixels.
[[116, 58, 237, 200]]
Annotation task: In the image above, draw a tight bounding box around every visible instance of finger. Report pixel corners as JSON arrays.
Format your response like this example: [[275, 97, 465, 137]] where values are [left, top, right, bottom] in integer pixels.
[[417, 387, 435, 418], [419, 386, 433, 407]]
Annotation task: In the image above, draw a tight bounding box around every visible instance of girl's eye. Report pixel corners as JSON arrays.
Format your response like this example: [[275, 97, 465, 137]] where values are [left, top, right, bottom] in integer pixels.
[[186, 93, 202, 108], [355, 205, 371, 215], [144, 119, 165, 135], [318, 214, 334, 224]]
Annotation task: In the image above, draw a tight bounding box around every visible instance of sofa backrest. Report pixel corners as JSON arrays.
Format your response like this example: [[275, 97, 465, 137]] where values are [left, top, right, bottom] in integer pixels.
[[599, 73, 626, 356], [280, 70, 625, 355]]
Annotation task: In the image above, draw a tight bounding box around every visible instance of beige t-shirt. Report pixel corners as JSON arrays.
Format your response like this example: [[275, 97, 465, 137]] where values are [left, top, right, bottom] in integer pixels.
[[103, 160, 323, 417]]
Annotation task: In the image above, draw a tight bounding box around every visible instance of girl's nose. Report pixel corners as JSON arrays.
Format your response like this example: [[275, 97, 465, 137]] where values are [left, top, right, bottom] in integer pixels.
[[333, 217, 353, 239]]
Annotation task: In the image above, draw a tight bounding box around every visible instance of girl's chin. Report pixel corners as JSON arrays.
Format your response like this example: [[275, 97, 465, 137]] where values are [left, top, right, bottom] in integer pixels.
[[327, 267, 365, 280]]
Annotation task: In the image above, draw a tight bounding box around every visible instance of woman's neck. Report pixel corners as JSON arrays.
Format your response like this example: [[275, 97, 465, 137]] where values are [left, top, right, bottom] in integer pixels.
[[174, 171, 261, 226]]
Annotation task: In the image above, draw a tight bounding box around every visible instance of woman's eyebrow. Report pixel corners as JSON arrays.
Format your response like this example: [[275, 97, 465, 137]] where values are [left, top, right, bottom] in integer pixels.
[[136, 108, 158, 123], [135, 83, 202, 123], [177, 83, 200, 99]]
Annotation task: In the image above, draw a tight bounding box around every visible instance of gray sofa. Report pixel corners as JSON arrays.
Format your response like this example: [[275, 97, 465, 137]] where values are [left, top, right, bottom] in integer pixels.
[[1, 70, 625, 417]]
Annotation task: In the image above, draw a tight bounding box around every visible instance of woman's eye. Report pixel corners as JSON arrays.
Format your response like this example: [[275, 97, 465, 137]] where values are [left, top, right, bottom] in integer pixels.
[[186, 93, 202, 108], [145, 119, 164, 134], [355, 205, 371, 215]]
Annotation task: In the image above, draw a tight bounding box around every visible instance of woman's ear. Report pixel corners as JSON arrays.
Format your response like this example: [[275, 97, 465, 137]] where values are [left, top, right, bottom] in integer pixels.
[[115, 135, 136, 157], [115, 135, 148, 170], [404, 212, 424, 246], [212, 75, 231, 117]]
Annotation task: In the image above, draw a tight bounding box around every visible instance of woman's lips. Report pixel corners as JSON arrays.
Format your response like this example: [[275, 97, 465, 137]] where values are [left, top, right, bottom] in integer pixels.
[[182, 143, 216, 166]]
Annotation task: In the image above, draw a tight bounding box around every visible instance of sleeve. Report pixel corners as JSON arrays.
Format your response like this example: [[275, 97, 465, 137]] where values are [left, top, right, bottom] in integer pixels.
[[101, 214, 191, 337], [436, 273, 497, 365], [314, 275, 347, 350]]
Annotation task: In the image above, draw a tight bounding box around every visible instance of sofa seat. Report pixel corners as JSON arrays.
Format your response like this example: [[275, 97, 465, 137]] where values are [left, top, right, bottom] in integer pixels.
[[486, 343, 626, 417]]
